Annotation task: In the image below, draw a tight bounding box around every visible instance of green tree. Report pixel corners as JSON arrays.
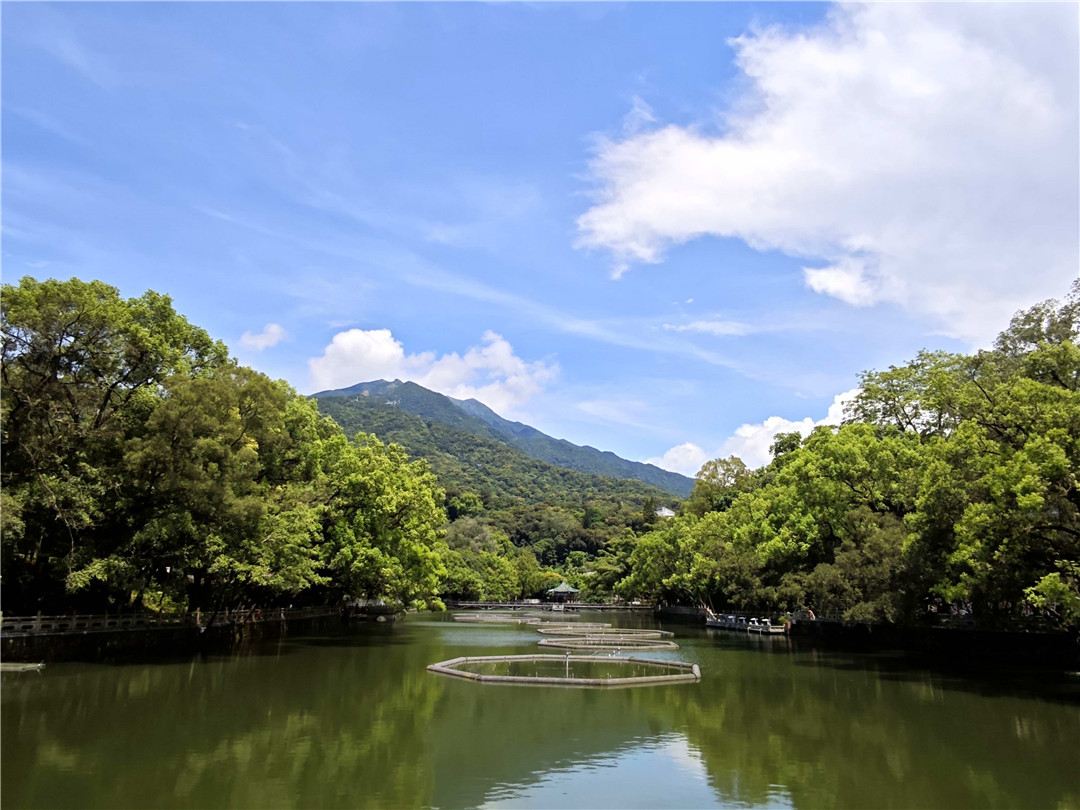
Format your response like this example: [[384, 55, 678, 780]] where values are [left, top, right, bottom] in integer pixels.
[[322, 434, 447, 607], [683, 456, 755, 517], [1, 277, 227, 612]]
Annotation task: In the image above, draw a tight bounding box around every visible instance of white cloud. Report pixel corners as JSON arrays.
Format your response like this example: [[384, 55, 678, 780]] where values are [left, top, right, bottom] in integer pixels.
[[645, 442, 710, 478], [802, 258, 876, 307], [577, 3, 1079, 344], [717, 388, 858, 468], [308, 329, 558, 416], [575, 398, 654, 430], [648, 388, 860, 474], [240, 323, 287, 351], [29, 8, 121, 91], [662, 320, 755, 336], [623, 96, 657, 135]]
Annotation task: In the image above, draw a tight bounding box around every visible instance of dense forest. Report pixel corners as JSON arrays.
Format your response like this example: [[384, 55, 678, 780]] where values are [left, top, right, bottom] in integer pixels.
[[622, 281, 1080, 631], [2, 275, 1078, 631], [1, 278, 449, 615], [317, 395, 675, 560]]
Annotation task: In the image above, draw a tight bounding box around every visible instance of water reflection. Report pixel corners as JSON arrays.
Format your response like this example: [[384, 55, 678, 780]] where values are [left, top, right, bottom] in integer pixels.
[[478, 734, 782, 810], [2, 615, 1078, 810]]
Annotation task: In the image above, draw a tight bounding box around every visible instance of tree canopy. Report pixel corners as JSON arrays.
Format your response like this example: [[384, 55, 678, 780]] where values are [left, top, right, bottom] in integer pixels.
[[1, 277, 447, 614], [4, 276, 1077, 632], [616, 281, 1080, 630]]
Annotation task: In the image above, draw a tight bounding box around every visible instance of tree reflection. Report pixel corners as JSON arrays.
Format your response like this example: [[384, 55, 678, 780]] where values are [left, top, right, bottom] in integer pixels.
[[637, 647, 1080, 810], [2, 635, 441, 809]]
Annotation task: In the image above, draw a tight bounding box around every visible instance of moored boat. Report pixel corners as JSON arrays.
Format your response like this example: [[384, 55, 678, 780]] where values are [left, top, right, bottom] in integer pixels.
[[748, 617, 786, 635]]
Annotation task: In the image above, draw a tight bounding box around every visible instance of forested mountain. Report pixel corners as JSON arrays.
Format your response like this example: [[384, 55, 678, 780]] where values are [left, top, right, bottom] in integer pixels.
[[315, 393, 677, 567], [314, 380, 694, 496], [316, 392, 672, 509]]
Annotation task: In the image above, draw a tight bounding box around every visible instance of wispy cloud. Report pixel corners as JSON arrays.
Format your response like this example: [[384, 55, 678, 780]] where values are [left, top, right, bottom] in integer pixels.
[[662, 320, 756, 337], [575, 398, 656, 431], [35, 20, 120, 90], [233, 121, 296, 160], [6, 106, 90, 146], [192, 200, 839, 391]]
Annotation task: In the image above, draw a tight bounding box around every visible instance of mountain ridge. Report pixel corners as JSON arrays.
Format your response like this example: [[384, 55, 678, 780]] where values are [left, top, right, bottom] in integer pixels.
[[313, 379, 694, 497]]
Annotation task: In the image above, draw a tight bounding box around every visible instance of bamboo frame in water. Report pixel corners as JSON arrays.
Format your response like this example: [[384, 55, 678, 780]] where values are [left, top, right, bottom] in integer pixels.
[[426, 654, 700, 687], [452, 614, 543, 625], [537, 637, 680, 651], [534, 627, 674, 638]]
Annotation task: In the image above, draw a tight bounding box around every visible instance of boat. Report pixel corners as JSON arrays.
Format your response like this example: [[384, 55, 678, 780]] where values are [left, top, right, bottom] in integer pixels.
[[747, 617, 786, 635], [706, 611, 748, 631]]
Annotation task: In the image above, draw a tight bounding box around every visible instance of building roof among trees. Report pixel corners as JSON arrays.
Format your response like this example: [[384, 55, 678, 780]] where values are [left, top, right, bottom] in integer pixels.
[[547, 581, 580, 594]]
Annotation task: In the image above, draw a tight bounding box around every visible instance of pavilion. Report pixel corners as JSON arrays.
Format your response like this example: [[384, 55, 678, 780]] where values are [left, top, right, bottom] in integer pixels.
[[546, 581, 580, 603]]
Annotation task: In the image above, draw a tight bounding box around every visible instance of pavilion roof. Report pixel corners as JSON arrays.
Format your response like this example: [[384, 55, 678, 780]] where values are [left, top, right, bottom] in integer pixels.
[[547, 581, 580, 594]]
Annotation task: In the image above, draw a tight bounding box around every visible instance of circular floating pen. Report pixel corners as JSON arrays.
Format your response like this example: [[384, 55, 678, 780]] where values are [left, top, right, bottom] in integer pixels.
[[537, 636, 680, 652], [427, 654, 700, 687], [452, 613, 543, 625], [534, 626, 674, 638]]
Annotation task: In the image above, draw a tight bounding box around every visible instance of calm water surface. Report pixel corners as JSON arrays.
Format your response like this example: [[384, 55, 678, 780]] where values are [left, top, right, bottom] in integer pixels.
[[3, 612, 1079, 809]]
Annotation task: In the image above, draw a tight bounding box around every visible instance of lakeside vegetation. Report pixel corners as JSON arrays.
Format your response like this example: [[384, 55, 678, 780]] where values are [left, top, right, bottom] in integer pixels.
[[2, 275, 1077, 632], [623, 281, 1080, 631], [1, 277, 449, 615]]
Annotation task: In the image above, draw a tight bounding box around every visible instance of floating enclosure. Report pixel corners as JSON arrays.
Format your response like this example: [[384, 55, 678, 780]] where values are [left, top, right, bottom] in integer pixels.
[[452, 614, 542, 625], [536, 621, 611, 631], [537, 637, 680, 652], [535, 626, 674, 638], [427, 654, 700, 687]]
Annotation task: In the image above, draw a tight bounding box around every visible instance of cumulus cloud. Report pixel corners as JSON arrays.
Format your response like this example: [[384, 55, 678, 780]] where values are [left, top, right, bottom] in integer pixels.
[[647, 389, 860, 474], [240, 323, 287, 350], [645, 442, 711, 478], [578, 3, 1079, 343], [715, 388, 857, 468], [308, 329, 557, 416]]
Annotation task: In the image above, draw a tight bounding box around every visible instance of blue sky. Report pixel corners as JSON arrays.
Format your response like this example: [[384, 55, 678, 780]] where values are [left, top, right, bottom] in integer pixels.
[[4, 2, 1077, 474]]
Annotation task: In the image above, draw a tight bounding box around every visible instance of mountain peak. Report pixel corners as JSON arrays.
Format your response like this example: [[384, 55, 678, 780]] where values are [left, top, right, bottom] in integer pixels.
[[313, 379, 694, 497]]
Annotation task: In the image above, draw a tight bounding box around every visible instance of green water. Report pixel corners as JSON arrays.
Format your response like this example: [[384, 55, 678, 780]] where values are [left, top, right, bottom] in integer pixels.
[[3, 613, 1079, 809]]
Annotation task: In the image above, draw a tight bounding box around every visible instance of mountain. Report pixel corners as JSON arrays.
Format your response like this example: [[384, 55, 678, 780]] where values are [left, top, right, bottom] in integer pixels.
[[313, 380, 694, 498], [314, 394, 676, 515]]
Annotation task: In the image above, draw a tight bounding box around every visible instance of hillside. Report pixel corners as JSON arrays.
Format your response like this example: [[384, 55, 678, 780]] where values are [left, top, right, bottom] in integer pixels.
[[315, 394, 676, 510], [313, 380, 694, 497]]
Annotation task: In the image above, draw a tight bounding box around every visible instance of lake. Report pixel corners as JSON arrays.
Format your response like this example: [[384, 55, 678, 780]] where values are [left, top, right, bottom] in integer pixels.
[[3, 612, 1078, 809]]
